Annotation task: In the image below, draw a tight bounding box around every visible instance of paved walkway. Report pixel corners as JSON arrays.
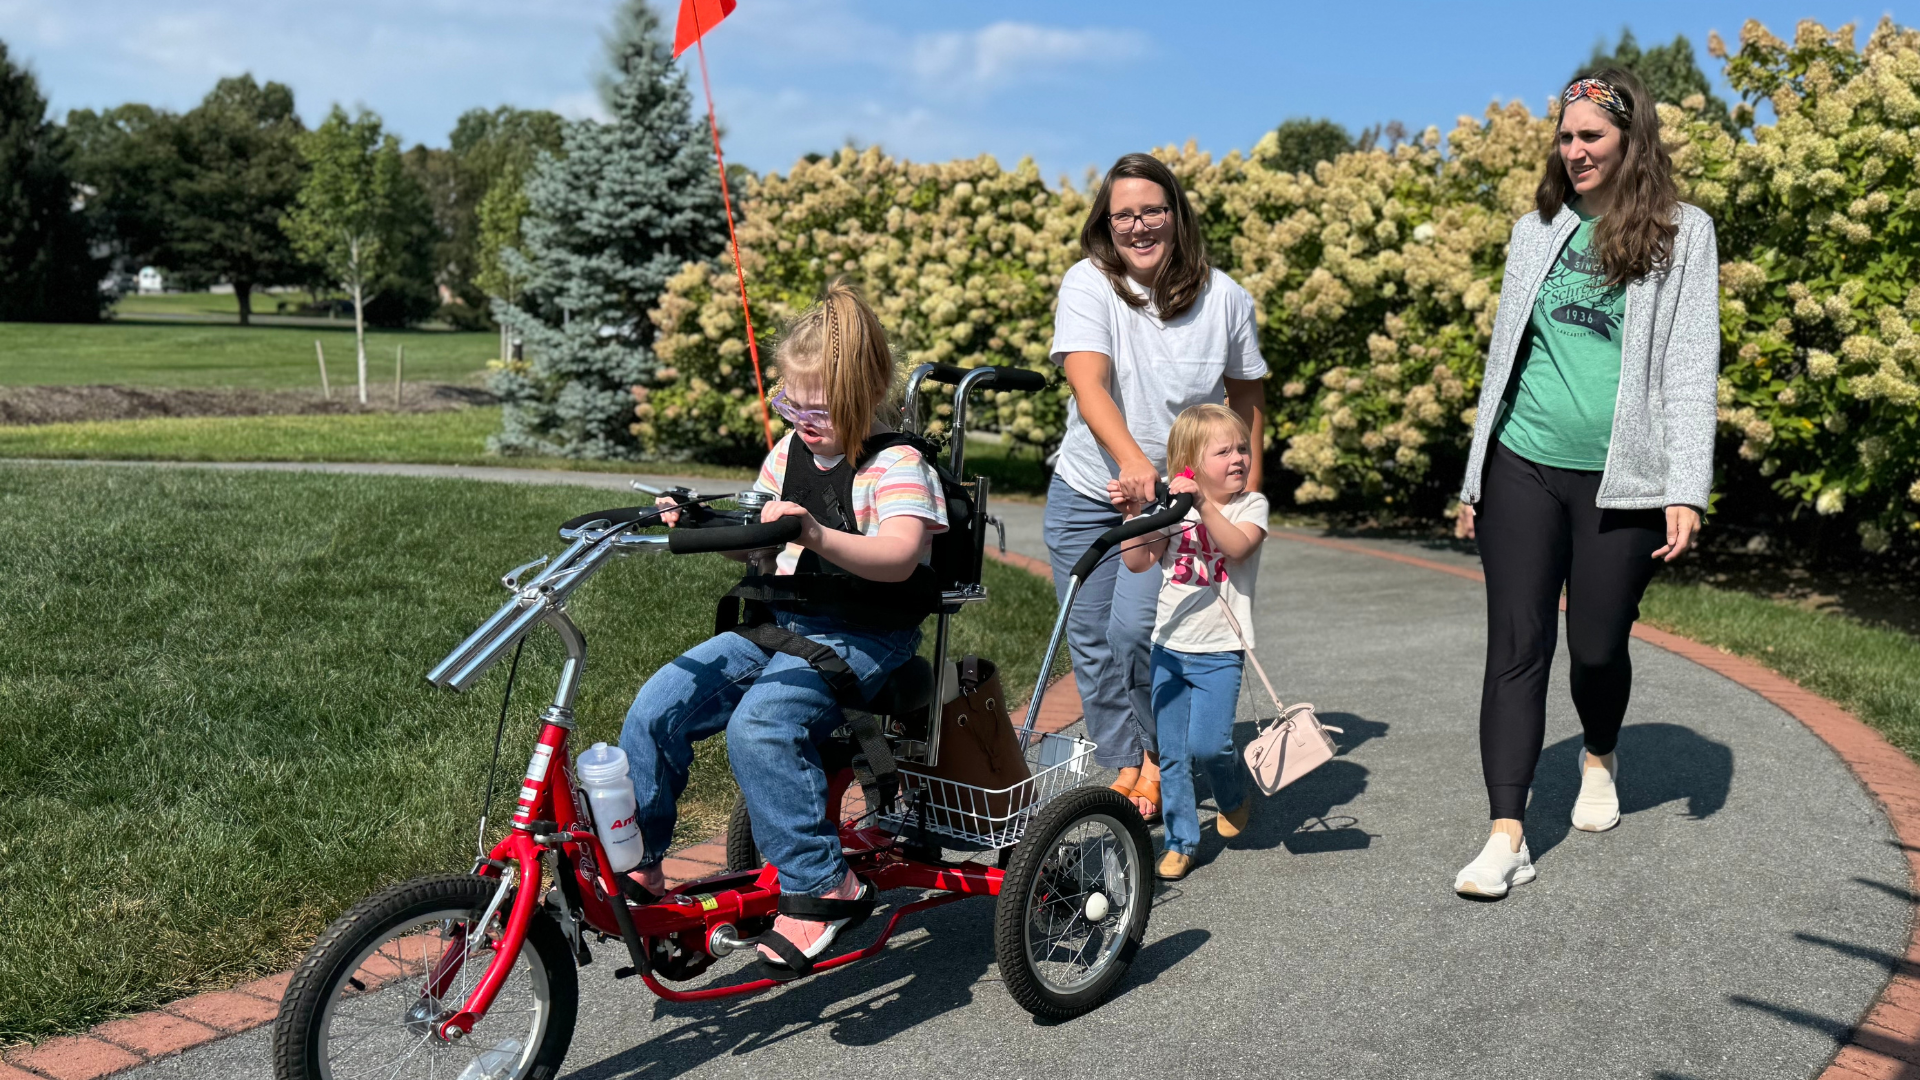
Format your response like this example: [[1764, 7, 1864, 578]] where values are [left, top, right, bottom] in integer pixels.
[[26, 461, 1909, 1080]]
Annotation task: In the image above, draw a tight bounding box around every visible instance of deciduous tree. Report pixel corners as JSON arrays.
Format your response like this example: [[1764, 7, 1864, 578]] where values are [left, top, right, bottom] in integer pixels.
[[283, 107, 421, 401], [169, 76, 307, 324]]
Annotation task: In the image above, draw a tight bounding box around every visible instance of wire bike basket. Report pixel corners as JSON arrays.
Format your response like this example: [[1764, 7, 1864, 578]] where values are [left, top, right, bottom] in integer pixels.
[[875, 731, 1096, 849]]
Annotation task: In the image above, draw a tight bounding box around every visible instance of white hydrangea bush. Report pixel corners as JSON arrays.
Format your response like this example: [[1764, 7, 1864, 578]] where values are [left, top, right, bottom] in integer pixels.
[[1692, 18, 1920, 547], [638, 147, 1086, 463]]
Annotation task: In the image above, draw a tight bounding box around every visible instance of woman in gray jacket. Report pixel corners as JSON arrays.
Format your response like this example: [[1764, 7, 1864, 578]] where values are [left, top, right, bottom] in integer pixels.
[[1451, 68, 1719, 898]]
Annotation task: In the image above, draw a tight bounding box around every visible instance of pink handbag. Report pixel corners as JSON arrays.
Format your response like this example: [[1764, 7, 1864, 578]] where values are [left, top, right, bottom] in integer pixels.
[[1214, 595, 1342, 795]]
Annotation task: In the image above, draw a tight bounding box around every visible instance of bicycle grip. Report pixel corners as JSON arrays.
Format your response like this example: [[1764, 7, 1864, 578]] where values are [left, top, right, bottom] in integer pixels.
[[976, 367, 1046, 392], [667, 517, 802, 555], [1067, 492, 1193, 581], [920, 364, 1047, 393]]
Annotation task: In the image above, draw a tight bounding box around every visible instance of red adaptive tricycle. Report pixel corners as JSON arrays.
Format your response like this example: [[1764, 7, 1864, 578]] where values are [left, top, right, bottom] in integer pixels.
[[272, 364, 1194, 1080]]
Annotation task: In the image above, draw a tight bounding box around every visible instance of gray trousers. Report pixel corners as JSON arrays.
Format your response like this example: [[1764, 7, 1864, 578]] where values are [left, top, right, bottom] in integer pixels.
[[1042, 475, 1158, 768]]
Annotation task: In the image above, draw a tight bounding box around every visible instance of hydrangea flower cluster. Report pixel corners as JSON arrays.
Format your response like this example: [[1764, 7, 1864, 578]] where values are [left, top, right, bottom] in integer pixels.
[[639, 147, 1085, 462]]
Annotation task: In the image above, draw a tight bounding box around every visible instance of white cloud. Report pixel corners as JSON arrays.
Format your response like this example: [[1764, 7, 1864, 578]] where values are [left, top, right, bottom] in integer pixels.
[[551, 90, 610, 123], [909, 22, 1146, 91]]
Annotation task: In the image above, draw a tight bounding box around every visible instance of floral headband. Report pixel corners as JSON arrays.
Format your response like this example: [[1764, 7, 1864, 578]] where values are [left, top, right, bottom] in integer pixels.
[[1563, 78, 1631, 121]]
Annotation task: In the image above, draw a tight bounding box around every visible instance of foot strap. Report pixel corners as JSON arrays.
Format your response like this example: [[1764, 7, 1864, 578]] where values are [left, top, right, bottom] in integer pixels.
[[751, 882, 877, 981], [620, 874, 665, 907], [752, 929, 817, 981], [775, 888, 876, 924]]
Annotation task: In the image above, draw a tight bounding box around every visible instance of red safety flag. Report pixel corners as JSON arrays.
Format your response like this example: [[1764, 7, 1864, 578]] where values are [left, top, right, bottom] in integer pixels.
[[673, 0, 771, 448], [673, 0, 736, 58]]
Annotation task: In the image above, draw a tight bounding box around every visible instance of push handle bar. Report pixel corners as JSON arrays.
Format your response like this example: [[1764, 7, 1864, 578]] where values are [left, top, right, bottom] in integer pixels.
[[1067, 491, 1193, 581], [918, 363, 1046, 393], [667, 517, 802, 555]]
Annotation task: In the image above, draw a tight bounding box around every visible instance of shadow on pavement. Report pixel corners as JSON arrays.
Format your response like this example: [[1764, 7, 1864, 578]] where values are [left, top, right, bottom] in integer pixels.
[[1726, 886, 1920, 1076], [1528, 723, 1733, 857], [569, 882, 1213, 1076], [571, 898, 996, 1078], [1166, 714, 1383, 870]]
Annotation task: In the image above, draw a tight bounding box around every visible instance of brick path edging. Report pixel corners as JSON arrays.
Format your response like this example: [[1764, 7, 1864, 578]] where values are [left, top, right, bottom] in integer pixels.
[[0, 547, 1081, 1079], [1273, 530, 1920, 1080]]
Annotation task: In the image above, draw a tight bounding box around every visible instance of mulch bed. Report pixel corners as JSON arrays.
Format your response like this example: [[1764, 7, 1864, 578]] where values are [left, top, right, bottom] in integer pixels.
[[0, 384, 498, 427]]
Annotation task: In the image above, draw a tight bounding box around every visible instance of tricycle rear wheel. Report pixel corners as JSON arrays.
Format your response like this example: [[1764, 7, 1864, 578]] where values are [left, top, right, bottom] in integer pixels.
[[993, 786, 1152, 1020], [272, 873, 577, 1080]]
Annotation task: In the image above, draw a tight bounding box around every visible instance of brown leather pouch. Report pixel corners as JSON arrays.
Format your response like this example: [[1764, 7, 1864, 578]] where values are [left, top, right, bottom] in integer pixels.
[[916, 657, 1032, 837]]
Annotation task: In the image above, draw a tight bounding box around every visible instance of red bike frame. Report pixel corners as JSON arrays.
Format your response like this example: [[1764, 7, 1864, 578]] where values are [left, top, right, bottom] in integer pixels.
[[434, 718, 1005, 1040]]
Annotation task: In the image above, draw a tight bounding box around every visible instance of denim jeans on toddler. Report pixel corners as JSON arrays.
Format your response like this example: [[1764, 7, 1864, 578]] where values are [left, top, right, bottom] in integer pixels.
[[618, 613, 920, 897], [1150, 645, 1249, 856]]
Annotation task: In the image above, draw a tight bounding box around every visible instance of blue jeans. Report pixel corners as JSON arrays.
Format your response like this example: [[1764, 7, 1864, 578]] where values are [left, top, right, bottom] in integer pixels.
[[619, 614, 920, 896], [1043, 475, 1160, 768], [1151, 645, 1249, 856]]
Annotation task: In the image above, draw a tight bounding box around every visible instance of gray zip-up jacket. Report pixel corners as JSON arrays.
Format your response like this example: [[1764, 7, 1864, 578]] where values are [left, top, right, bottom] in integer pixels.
[[1459, 203, 1720, 510]]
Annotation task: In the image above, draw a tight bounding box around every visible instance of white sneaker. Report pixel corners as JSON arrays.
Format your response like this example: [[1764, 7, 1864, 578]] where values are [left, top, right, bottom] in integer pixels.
[[1572, 752, 1620, 833], [1453, 833, 1536, 898]]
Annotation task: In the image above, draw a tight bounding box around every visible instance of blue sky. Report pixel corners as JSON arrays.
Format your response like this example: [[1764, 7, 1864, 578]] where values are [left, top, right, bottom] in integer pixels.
[[0, 1, 1901, 182]]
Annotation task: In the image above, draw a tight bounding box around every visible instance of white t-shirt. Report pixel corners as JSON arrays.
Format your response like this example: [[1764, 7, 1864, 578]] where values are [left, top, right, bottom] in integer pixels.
[[1152, 491, 1270, 653], [1049, 260, 1269, 502]]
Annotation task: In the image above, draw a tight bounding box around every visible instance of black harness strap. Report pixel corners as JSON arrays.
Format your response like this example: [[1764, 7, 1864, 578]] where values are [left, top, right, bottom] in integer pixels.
[[728, 622, 901, 815]]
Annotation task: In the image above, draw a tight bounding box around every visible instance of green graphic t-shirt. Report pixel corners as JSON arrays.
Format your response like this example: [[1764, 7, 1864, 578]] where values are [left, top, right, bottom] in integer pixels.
[[1495, 204, 1626, 471]]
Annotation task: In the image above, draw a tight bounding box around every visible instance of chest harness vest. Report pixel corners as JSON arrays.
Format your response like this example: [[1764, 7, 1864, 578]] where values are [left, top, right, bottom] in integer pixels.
[[712, 432, 946, 840]]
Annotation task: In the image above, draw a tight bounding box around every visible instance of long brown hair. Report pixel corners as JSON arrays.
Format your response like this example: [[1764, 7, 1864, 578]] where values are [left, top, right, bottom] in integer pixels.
[[1536, 66, 1679, 285], [774, 278, 896, 445], [1080, 152, 1211, 321]]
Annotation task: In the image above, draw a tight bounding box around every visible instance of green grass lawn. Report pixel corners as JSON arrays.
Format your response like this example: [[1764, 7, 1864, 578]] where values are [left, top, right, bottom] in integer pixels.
[[0, 408, 759, 481], [0, 320, 493, 389], [111, 292, 326, 320], [0, 464, 1065, 1041], [0, 409, 1047, 489], [1640, 582, 1920, 759]]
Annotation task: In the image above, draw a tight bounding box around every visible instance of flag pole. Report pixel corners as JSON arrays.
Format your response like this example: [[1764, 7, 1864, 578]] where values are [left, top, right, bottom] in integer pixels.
[[691, 12, 773, 451]]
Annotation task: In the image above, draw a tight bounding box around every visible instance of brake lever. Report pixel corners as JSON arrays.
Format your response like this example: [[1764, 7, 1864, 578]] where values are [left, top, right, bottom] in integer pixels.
[[501, 555, 550, 591], [985, 513, 1006, 556]]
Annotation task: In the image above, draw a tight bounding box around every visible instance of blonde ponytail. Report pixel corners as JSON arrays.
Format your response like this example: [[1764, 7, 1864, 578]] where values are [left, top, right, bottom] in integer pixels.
[[775, 278, 896, 446]]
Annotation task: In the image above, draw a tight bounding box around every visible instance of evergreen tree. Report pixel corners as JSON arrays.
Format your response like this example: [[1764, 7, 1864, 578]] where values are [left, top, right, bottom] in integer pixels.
[[1254, 117, 1356, 175], [489, 0, 725, 459], [1580, 29, 1735, 133], [0, 41, 103, 321]]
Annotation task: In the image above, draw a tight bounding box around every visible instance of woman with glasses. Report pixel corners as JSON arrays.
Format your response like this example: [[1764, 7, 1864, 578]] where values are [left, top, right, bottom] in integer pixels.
[[1451, 69, 1718, 898], [1046, 152, 1268, 820]]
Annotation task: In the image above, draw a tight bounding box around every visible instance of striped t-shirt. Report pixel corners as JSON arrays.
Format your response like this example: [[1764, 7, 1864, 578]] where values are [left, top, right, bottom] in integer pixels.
[[753, 432, 948, 574]]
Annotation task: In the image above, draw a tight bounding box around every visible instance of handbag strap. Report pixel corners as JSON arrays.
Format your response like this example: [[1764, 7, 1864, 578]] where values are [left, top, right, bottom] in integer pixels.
[[1212, 591, 1286, 719]]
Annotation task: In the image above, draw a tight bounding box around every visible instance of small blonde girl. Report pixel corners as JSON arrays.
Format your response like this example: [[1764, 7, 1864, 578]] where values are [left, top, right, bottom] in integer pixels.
[[1120, 403, 1269, 880]]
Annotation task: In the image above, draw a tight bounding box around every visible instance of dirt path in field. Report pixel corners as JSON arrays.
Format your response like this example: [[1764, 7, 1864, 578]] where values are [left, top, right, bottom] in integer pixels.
[[0, 384, 497, 426]]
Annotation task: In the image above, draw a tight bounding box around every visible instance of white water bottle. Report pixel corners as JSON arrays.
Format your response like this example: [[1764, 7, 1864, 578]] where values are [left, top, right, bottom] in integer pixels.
[[575, 742, 645, 873]]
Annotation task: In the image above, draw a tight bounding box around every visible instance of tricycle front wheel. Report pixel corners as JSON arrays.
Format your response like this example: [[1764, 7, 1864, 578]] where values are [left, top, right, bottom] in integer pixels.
[[272, 873, 577, 1080], [994, 786, 1153, 1020]]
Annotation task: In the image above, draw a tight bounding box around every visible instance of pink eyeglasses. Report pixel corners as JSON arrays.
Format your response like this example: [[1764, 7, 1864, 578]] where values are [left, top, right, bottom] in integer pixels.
[[769, 388, 831, 433]]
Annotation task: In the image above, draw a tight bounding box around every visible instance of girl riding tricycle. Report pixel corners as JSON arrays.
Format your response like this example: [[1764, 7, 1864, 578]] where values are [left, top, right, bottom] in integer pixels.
[[272, 283, 1193, 1080]]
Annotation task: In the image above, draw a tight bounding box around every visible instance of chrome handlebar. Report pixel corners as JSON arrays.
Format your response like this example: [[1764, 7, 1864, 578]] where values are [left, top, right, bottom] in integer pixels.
[[427, 490, 739, 693]]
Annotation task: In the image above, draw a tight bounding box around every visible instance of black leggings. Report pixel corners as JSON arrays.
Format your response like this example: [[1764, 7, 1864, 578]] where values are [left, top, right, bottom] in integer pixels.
[[1476, 443, 1666, 821]]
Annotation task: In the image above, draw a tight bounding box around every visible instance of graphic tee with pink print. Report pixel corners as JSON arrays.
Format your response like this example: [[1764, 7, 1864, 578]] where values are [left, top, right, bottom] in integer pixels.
[[1151, 491, 1270, 652]]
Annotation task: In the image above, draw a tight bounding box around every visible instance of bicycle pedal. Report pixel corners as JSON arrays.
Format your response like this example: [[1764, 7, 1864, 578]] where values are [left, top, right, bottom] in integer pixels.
[[614, 965, 638, 980]]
